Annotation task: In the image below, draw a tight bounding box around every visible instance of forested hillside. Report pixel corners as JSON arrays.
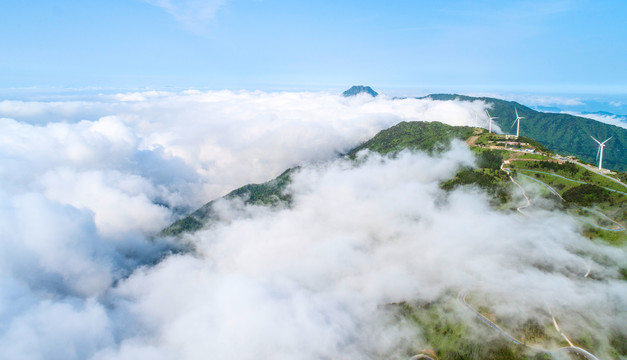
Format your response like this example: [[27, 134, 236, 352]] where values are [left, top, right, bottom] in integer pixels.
[[422, 94, 627, 171]]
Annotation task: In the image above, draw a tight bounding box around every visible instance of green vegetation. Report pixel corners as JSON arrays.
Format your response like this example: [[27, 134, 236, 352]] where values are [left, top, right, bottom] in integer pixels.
[[394, 300, 539, 360], [582, 227, 626, 246], [422, 94, 627, 171], [516, 153, 550, 161], [441, 168, 511, 204], [477, 150, 504, 170], [348, 121, 474, 157], [224, 168, 293, 206], [512, 160, 578, 176], [392, 293, 626, 360], [509, 160, 627, 193], [441, 149, 511, 205], [161, 169, 294, 236], [516, 320, 545, 344], [609, 330, 627, 358], [473, 133, 491, 146], [507, 159, 626, 244], [161, 214, 206, 236], [563, 184, 613, 206]]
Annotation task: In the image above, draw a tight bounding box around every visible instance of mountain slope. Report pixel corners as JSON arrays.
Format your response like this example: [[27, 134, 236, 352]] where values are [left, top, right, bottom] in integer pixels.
[[422, 94, 627, 171], [161, 169, 293, 236], [163, 121, 474, 236], [348, 121, 474, 156]]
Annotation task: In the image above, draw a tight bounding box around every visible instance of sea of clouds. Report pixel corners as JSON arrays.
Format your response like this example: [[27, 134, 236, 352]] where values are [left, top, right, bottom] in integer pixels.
[[0, 90, 624, 359]]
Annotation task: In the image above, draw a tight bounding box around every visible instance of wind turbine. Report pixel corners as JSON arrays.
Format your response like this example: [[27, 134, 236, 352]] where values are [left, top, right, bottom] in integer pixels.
[[512, 107, 524, 138], [591, 136, 612, 170], [486, 110, 498, 134]]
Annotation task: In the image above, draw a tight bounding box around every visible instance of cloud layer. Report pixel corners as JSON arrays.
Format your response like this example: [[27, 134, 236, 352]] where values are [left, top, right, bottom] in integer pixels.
[[0, 90, 491, 204], [1, 90, 623, 359], [562, 111, 627, 129]]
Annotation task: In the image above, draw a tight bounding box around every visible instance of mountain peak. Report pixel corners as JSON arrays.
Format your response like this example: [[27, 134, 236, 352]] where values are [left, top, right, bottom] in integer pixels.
[[342, 85, 378, 97]]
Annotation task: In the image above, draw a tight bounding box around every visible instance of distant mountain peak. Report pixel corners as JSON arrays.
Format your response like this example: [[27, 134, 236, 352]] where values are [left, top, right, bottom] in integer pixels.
[[342, 85, 378, 97]]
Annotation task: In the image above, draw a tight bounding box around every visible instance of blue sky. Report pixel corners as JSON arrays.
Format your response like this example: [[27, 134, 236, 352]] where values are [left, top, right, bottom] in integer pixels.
[[1, 0, 626, 96]]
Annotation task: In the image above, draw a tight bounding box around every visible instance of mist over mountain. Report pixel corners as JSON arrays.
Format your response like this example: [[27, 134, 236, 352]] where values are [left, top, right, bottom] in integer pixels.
[[5, 0, 627, 357], [0, 89, 625, 359]]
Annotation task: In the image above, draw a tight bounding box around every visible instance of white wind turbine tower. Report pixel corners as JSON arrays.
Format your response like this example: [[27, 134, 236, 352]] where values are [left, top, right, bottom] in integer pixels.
[[486, 110, 498, 133], [591, 136, 612, 170], [512, 107, 524, 138]]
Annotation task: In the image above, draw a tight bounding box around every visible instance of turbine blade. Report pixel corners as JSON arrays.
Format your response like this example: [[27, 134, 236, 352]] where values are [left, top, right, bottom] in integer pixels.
[[511, 119, 517, 128], [596, 146, 601, 161], [601, 136, 613, 144], [591, 136, 601, 145]]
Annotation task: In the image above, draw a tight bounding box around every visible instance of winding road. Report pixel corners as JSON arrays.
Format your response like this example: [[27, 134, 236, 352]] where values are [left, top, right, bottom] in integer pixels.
[[436, 141, 622, 360], [408, 151, 619, 360], [570, 161, 627, 189], [516, 168, 627, 196], [501, 164, 625, 231], [457, 290, 601, 360], [454, 160, 612, 360]]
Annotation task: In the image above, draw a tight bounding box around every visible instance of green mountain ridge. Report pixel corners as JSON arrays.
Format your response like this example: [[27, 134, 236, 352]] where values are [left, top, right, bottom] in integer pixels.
[[348, 120, 474, 156], [422, 94, 627, 171], [161, 168, 294, 237], [161, 121, 478, 236]]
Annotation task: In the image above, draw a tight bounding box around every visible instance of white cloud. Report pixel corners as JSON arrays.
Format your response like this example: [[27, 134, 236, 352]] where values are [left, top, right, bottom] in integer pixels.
[[142, 0, 225, 33], [0, 100, 98, 119], [562, 111, 627, 129], [0, 90, 491, 203], [1, 192, 114, 296], [113, 91, 171, 102], [471, 92, 585, 107], [41, 169, 172, 237], [0, 298, 113, 360]]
